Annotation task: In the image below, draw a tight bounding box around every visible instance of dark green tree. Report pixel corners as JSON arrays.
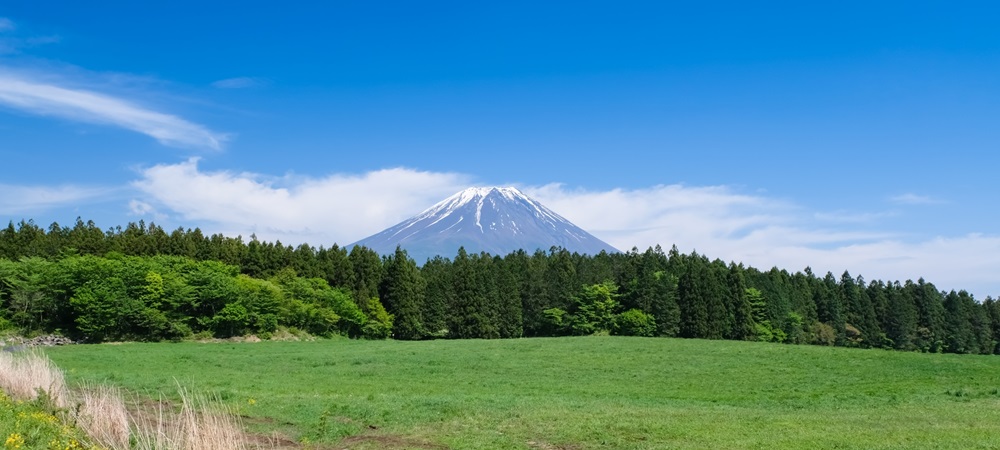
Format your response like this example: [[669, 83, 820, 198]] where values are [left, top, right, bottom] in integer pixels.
[[380, 247, 426, 340]]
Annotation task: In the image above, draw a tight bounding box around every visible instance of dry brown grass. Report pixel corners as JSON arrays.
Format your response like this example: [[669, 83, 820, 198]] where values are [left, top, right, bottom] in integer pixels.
[[130, 387, 251, 450], [76, 384, 131, 449], [0, 350, 68, 407], [0, 350, 264, 450]]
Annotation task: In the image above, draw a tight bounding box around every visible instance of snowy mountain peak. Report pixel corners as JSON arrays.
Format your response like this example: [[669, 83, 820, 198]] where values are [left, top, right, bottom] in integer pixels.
[[427, 186, 528, 211], [352, 186, 619, 263]]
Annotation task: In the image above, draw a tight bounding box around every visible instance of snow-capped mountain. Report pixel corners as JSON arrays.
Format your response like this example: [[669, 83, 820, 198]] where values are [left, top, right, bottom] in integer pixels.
[[351, 186, 619, 262]]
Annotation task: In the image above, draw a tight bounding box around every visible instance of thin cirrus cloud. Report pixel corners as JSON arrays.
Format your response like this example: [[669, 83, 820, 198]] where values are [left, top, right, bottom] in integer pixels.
[[0, 71, 228, 150], [890, 193, 943, 205], [129, 161, 1000, 297], [211, 77, 268, 89], [0, 18, 60, 55], [0, 183, 110, 215]]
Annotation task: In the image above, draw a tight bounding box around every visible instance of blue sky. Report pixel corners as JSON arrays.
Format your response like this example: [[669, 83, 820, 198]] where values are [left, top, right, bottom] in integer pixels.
[[1, 2, 999, 297]]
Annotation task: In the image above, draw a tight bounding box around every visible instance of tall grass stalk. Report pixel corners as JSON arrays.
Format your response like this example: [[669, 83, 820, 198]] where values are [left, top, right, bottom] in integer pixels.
[[0, 350, 259, 450], [0, 350, 68, 407], [76, 384, 131, 449], [131, 386, 250, 450]]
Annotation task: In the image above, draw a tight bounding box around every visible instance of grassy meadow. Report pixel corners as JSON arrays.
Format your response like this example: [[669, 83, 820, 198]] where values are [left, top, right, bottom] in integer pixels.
[[43, 337, 1000, 449]]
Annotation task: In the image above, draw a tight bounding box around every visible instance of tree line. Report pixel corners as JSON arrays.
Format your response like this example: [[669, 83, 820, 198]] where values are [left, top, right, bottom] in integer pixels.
[[1, 218, 999, 354]]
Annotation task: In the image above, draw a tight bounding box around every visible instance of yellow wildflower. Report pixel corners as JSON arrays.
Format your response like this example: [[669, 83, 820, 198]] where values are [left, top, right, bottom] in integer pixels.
[[4, 433, 24, 449]]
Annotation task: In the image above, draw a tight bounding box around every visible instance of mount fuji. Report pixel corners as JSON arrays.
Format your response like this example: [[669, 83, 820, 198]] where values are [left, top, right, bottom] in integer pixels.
[[351, 187, 619, 262]]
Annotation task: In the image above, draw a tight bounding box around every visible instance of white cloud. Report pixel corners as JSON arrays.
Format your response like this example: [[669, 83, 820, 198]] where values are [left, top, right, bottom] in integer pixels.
[[128, 199, 155, 215], [211, 77, 268, 89], [0, 71, 227, 150], [132, 159, 470, 244], [0, 184, 110, 214], [526, 184, 1000, 298], [0, 18, 14, 32], [131, 163, 1000, 298], [890, 193, 943, 205]]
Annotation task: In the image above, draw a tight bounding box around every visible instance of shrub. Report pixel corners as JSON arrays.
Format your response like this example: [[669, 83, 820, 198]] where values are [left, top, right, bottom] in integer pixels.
[[811, 322, 837, 346], [360, 298, 394, 340], [613, 309, 657, 337]]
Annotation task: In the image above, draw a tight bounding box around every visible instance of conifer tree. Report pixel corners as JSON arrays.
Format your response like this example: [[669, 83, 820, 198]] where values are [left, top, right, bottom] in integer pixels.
[[726, 264, 754, 340], [514, 249, 550, 337], [841, 272, 880, 347], [348, 245, 383, 308], [908, 278, 946, 352], [420, 256, 452, 337], [884, 281, 918, 350], [380, 247, 425, 340], [449, 248, 498, 338], [677, 253, 727, 339], [494, 257, 523, 338]]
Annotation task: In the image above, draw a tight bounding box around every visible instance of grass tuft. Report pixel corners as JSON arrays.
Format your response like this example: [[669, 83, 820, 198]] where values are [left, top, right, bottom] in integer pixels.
[[0, 350, 68, 408], [76, 384, 130, 449], [0, 351, 264, 450]]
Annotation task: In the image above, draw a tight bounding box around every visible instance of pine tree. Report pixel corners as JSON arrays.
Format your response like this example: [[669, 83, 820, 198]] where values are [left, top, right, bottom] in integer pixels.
[[650, 271, 680, 337], [545, 248, 578, 312], [884, 281, 918, 350], [514, 249, 550, 337], [908, 278, 946, 352], [449, 248, 498, 338], [726, 264, 754, 340], [380, 247, 425, 340], [983, 297, 1000, 354], [841, 272, 880, 347], [348, 246, 383, 308], [494, 257, 523, 338], [318, 245, 354, 291], [420, 256, 452, 337], [945, 290, 984, 354], [677, 253, 727, 339]]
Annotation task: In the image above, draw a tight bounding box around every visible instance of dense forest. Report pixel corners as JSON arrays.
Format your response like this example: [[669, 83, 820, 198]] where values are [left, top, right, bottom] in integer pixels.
[[1, 218, 998, 355]]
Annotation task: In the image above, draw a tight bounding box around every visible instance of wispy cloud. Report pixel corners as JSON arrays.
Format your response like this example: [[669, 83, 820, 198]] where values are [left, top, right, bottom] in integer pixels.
[[890, 193, 943, 205], [130, 162, 1000, 298], [813, 210, 898, 224], [0, 71, 228, 150], [211, 77, 268, 89], [0, 183, 111, 215], [0, 18, 59, 54]]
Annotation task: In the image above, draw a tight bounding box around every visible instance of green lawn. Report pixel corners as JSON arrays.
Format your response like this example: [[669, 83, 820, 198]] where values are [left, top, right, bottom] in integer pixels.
[[44, 337, 1000, 449]]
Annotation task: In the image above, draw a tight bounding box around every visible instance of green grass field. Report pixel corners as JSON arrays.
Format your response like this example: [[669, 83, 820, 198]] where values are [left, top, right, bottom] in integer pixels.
[[43, 337, 1000, 449]]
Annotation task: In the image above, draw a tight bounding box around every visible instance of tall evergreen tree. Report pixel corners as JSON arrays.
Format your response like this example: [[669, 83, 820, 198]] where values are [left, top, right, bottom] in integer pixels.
[[813, 272, 846, 344], [677, 253, 727, 339], [883, 281, 918, 350], [449, 248, 498, 339], [726, 263, 754, 340], [493, 257, 523, 338], [420, 256, 452, 337], [841, 272, 880, 347], [348, 246, 383, 308], [907, 278, 946, 352], [380, 247, 425, 340], [983, 297, 1000, 354], [514, 249, 550, 337]]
